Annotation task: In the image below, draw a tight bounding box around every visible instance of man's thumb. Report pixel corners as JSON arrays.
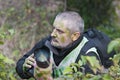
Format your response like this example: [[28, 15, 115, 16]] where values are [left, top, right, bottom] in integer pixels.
[[31, 53, 34, 57]]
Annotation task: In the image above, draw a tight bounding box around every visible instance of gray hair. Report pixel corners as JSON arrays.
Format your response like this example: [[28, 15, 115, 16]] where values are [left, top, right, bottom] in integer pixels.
[[55, 11, 84, 34]]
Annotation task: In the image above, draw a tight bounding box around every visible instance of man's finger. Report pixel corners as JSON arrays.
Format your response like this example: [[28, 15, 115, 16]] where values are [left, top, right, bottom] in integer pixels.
[[28, 54, 34, 59], [28, 57, 35, 63], [30, 54, 34, 57], [24, 63, 32, 68], [27, 60, 34, 65]]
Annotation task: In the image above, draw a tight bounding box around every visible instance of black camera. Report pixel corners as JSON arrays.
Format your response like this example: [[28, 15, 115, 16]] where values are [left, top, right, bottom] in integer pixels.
[[26, 48, 50, 77], [34, 48, 50, 68]]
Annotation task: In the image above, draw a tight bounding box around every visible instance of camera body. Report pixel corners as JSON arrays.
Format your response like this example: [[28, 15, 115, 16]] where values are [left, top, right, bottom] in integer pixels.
[[26, 48, 50, 77]]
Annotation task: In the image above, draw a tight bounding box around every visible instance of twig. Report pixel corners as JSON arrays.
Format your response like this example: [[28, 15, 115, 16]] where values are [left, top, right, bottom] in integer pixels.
[[64, 0, 67, 11]]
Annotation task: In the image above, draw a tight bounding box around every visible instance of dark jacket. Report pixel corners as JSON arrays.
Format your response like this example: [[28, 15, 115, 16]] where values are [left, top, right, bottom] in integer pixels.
[[16, 35, 100, 79]]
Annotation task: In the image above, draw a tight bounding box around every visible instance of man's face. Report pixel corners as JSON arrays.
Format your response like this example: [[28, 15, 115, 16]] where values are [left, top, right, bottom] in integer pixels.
[[51, 20, 73, 48]]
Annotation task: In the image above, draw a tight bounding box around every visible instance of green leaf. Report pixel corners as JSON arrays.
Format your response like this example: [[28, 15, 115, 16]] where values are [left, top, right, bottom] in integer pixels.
[[9, 71, 16, 80], [113, 54, 120, 65], [8, 29, 15, 35], [76, 72, 83, 77], [0, 54, 15, 64], [63, 66, 73, 75], [4, 57, 15, 64], [0, 54, 5, 60], [108, 39, 120, 53], [0, 33, 5, 39], [9, 7, 15, 12], [78, 60, 83, 66], [81, 56, 87, 65], [85, 73, 94, 78], [0, 40, 4, 45], [103, 74, 112, 80], [71, 66, 77, 72], [13, 50, 20, 56], [85, 56, 101, 74], [70, 63, 79, 67], [90, 75, 101, 80]]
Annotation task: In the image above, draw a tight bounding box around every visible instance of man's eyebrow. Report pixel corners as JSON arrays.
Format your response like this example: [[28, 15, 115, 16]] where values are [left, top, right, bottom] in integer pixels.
[[52, 26, 55, 29], [53, 26, 58, 29], [53, 26, 65, 33], [56, 28, 65, 33]]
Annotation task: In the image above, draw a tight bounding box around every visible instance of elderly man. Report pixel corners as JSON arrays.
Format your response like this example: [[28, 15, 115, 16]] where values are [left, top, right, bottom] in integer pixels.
[[16, 11, 101, 79]]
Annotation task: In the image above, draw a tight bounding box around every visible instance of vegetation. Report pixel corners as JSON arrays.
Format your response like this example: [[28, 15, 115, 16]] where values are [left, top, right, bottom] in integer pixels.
[[67, 0, 120, 39], [0, 53, 16, 80], [67, 0, 116, 28], [0, 29, 19, 80], [0, 0, 120, 80]]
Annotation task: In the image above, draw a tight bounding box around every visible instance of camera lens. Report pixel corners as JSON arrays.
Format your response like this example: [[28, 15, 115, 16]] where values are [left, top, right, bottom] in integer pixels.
[[34, 49, 50, 68]]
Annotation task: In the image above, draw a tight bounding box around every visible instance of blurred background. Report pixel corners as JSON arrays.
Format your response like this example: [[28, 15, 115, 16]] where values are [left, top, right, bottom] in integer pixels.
[[0, 0, 120, 80]]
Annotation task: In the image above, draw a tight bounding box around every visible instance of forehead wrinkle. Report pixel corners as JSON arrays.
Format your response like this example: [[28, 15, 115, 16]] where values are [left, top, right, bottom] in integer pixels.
[[63, 20, 79, 34], [53, 19, 67, 29], [53, 17, 79, 34]]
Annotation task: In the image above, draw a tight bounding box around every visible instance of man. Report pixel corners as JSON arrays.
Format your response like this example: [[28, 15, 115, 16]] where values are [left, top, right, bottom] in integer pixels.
[[16, 11, 101, 79]]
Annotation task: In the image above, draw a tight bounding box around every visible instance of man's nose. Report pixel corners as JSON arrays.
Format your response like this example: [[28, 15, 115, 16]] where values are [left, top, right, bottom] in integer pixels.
[[51, 29, 57, 38]]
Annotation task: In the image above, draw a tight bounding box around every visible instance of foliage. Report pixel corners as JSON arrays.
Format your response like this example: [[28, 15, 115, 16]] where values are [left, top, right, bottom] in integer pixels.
[[0, 53, 16, 80], [0, 26, 20, 80], [96, 26, 120, 39], [55, 38, 120, 80], [108, 38, 120, 53], [0, 0, 50, 55], [67, 0, 116, 28], [107, 38, 120, 79], [67, 0, 120, 39]]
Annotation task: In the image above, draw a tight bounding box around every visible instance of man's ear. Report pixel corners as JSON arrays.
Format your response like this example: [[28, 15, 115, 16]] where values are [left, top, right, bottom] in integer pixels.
[[71, 32, 80, 41]]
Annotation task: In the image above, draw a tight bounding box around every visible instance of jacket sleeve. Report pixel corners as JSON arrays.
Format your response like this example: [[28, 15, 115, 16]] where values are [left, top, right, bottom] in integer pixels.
[[16, 36, 51, 79]]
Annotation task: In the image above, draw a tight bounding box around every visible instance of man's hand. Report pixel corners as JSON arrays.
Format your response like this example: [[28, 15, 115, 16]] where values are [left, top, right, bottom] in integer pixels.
[[23, 54, 35, 71]]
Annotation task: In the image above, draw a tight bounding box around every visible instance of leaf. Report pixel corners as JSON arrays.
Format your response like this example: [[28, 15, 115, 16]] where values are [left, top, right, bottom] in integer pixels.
[[103, 74, 112, 80], [81, 56, 87, 65], [4, 57, 15, 64], [13, 50, 20, 56], [9, 71, 16, 80], [9, 7, 15, 12], [0, 54, 15, 64], [108, 39, 120, 53], [71, 66, 78, 72], [85, 56, 101, 74], [76, 72, 83, 77], [8, 29, 15, 35], [90, 75, 101, 80], [63, 66, 73, 75], [0, 40, 4, 45], [0, 54, 5, 60], [70, 63, 79, 67], [78, 60, 83, 66], [85, 73, 94, 78], [113, 54, 120, 65], [0, 33, 5, 39]]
